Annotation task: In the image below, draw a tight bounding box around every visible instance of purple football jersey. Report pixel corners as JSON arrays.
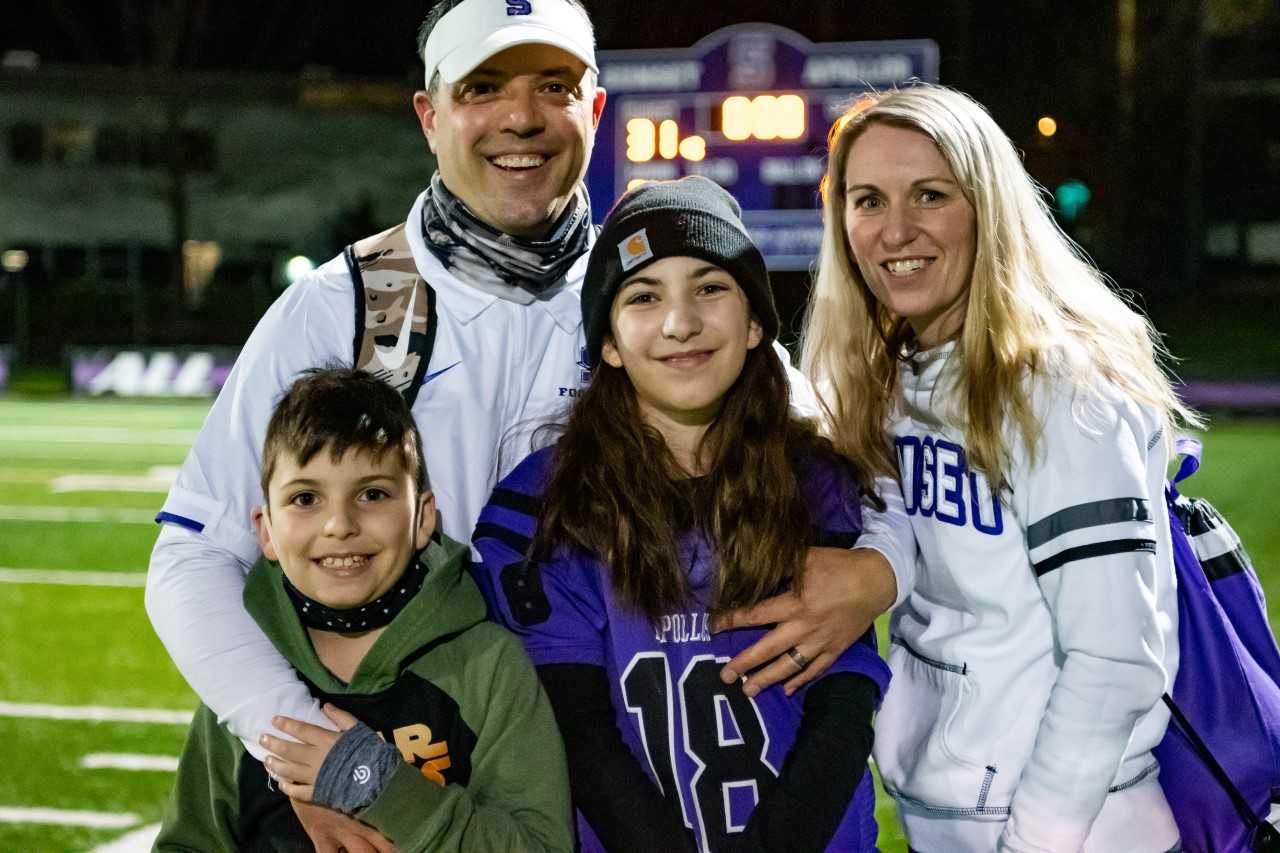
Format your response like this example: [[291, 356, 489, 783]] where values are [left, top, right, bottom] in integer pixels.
[[473, 447, 890, 853]]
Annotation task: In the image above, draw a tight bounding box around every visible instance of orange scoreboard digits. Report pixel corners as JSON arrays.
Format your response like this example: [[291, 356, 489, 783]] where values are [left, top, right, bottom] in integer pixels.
[[590, 25, 938, 270]]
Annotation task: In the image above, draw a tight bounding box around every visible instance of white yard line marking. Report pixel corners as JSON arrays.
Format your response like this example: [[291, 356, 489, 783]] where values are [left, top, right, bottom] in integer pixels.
[[89, 823, 162, 853], [81, 753, 180, 772], [0, 568, 147, 587], [0, 451, 181, 466], [0, 426, 197, 445], [0, 505, 156, 524], [0, 701, 192, 725], [50, 471, 177, 493], [0, 466, 178, 488], [0, 807, 139, 828], [0, 470, 76, 484]]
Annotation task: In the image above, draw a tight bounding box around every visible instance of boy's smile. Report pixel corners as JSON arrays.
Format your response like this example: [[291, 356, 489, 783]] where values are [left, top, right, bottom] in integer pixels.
[[252, 447, 434, 613]]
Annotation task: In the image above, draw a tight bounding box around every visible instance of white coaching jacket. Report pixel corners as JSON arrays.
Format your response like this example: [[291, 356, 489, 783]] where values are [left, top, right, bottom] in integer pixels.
[[873, 341, 1180, 853]]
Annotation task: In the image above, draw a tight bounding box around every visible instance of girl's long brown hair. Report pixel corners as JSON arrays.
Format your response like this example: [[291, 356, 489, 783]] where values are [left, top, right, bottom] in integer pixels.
[[532, 342, 872, 624]]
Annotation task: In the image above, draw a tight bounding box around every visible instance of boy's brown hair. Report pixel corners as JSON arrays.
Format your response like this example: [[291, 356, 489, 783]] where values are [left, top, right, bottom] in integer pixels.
[[260, 367, 428, 501]]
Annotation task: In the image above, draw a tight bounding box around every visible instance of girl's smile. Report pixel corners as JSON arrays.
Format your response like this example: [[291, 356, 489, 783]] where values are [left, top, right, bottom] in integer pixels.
[[601, 255, 763, 440]]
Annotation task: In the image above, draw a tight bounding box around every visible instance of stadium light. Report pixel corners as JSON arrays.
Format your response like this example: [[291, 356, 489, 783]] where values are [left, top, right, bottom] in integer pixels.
[[285, 255, 315, 284], [1055, 179, 1092, 222], [2, 249, 29, 273]]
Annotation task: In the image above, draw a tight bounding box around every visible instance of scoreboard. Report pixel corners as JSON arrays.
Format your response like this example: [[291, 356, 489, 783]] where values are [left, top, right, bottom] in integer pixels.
[[588, 24, 938, 269]]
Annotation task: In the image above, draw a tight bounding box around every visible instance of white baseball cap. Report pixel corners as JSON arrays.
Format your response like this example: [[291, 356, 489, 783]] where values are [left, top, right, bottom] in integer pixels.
[[422, 0, 597, 88]]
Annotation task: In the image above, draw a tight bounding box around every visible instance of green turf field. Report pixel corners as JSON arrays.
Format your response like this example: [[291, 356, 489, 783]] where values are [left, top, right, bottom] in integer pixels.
[[0, 398, 203, 850], [0, 396, 1277, 851]]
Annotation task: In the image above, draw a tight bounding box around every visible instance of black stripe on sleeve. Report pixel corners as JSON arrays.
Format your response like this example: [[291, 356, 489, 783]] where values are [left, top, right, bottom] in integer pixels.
[[487, 486, 542, 517], [1033, 538, 1156, 577], [1202, 549, 1251, 582], [1026, 498, 1151, 550], [472, 521, 533, 557]]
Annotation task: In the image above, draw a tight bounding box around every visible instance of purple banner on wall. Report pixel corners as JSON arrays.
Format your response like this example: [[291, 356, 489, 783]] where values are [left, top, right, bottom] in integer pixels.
[[0, 346, 9, 391], [1179, 380, 1280, 412], [69, 347, 239, 398]]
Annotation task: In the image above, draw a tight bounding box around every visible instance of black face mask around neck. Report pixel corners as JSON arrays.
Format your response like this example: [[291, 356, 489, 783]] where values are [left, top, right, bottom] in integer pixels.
[[281, 552, 427, 634]]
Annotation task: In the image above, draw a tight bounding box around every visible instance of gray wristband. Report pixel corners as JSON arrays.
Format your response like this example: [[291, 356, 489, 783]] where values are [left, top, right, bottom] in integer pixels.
[[312, 720, 402, 814]]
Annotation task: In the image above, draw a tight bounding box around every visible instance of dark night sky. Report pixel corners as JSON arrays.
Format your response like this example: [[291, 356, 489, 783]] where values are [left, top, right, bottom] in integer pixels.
[[3, 2, 971, 77], [5, 3, 1275, 114]]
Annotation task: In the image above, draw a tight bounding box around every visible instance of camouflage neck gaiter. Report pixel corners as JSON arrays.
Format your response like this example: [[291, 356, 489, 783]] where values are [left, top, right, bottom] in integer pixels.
[[420, 173, 592, 304]]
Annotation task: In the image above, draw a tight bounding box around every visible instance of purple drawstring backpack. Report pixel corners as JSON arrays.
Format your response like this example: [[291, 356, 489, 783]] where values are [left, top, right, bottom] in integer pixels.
[[1155, 437, 1280, 852]]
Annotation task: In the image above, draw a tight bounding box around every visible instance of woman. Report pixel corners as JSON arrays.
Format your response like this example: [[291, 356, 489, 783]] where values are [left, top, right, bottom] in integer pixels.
[[803, 83, 1199, 852], [474, 176, 891, 852]]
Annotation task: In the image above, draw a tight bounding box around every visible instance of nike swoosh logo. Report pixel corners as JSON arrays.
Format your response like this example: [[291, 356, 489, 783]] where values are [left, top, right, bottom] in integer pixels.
[[421, 361, 461, 386], [372, 284, 418, 372]]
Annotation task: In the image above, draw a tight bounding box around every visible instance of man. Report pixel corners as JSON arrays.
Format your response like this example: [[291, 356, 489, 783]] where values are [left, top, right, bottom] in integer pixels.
[[147, 1, 912, 848]]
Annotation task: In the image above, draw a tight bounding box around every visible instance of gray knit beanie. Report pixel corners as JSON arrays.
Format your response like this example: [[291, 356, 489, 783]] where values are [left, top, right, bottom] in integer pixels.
[[581, 176, 778, 367]]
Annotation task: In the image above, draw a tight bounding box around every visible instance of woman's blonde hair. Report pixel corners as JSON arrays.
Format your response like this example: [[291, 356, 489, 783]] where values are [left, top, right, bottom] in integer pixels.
[[801, 83, 1200, 487]]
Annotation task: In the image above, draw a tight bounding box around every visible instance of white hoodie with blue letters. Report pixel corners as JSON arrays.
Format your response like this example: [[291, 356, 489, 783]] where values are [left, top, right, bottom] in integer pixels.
[[872, 340, 1180, 853]]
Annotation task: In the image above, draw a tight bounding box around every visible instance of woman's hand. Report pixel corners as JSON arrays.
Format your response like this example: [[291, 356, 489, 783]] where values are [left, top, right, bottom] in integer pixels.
[[713, 547, 896, 697]]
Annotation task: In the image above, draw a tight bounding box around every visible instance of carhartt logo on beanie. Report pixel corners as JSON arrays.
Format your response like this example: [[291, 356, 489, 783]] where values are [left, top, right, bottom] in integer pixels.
[[618, 228, 653, 271], [582, 176, 778, 368]]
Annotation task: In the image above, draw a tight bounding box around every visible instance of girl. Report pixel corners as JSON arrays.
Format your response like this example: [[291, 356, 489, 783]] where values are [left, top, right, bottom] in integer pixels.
[[804, 84, 1199, 852], [473, 176, 890, 853]]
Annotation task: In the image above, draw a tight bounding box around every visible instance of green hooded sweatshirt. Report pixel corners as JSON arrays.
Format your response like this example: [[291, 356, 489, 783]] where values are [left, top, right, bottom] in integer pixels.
[[155, 533, 572, 852]]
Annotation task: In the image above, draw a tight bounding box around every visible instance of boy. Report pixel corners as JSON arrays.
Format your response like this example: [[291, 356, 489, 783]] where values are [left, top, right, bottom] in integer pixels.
[[155, 368, 572, 851]]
